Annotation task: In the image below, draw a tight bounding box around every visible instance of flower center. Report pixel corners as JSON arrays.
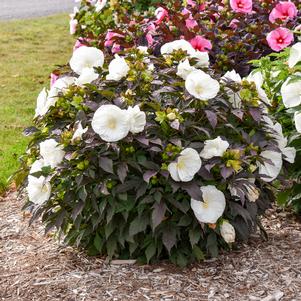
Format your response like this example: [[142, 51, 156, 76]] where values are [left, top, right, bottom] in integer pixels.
[[177, 159, 185, 170], [238, 2, 244, 8], [277, 38, 284, 44], [195, 84, 203, 95], [202, 198, 209, 209], [42, 184, 49, 193], [107, 117, 117, 129]]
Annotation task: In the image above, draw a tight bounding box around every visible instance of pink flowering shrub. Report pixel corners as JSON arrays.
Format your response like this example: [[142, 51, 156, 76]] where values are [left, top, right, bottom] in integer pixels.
[[72, 0, 300, 76]]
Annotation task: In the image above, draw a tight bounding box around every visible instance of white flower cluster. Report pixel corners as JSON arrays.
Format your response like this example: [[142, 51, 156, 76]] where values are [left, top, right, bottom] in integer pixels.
[[35, 46, 130, 117], [280, 43, 301, 134], [166, 137, 228, 225], [35, 77, 76, 117], [27, 139, 65, 205]]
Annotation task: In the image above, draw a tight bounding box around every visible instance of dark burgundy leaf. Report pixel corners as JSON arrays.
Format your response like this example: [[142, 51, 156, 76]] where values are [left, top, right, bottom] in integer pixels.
[[143, 170, 158, 183], [99, 157, 114, 174], [152, 201, 167, 229], [205, 110, 218, 128], [221, 166, 234, 179], [117, 163, 128, 183], [162, 226, 177, 253]]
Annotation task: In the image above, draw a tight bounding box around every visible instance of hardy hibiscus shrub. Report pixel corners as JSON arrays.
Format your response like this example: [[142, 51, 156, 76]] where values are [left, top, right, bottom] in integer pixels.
[[71, 0, 301, 77], [16, 41, 294, 265], [251, 42, 301, 213]]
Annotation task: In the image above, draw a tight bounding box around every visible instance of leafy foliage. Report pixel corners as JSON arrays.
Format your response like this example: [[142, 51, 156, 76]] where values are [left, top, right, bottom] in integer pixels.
[[16, 46, 288, 265], [252, 48, 301, 214], [72, 0, 301, 77]]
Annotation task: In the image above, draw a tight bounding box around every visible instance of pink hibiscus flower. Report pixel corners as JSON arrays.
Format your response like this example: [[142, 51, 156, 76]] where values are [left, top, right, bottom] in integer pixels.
[[190, 35, 212, 52], [230, 0, 253, 14], [266, 27, 294, 51], [269, 1, 298, 23]]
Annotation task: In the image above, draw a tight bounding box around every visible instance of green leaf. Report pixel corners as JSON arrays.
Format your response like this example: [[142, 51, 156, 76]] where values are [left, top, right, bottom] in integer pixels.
[[189, 227, 201, 246], [178, 215, 192, 227], [193, 245, 205, 262], [145, 243, 156, 263], [276, 190, 290, 206], [152, 201, 167, 229], [129, 215, 148, 236], [106, 236, 117, 259], [94, 233, 102, 251], [71, 201, 85, 221], [78, 186, 88, 202], [206, 232, 219, 258], [162, 225, 177, 253]]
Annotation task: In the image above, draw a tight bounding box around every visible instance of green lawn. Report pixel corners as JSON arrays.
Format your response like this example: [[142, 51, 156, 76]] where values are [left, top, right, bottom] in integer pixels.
[[0, 15, 74, 193]]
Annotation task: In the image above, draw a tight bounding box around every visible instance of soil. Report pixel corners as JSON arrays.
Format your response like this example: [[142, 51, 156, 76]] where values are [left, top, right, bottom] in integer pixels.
[[1, 192, 301, 301]]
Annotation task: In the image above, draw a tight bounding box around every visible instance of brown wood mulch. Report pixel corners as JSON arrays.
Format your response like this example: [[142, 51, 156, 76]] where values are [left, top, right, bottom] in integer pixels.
[[0, 192, 301, 301]]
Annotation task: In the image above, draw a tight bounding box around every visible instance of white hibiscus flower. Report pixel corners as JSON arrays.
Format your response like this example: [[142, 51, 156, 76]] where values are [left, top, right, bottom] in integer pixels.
[[262, 115, 296, 163], [190, 51, 210, 67], [35, 88, 48, 117], [246, 71, 270, 104], [191, 185, 226, 224], [29, 158, 46, 174], [75, 67, 99, 86], [91, 105, 130, 142], [168, 148, 202, 182], [70, 46, 104, 75], [127, 105, 146, 134], [221, 70, 242, 108], [280, 76, 301, 108], [27, 176, 51, 206], [257, 150, 283, 182], [40, 139, 65, 168], [294, 111, 301, 133], [176, 59, 196, 80], [288, 42, 301, 68], [220, 220, 235, 244], [47, 76, 77, 105], [35, 77, 76, 117], [161, 39, 195, 56], [106, 54, 130, 81], [95, 0, 107, 12], [221, 70, 242, 84], [185, 70, 220, 100], [72, 122, 88, 142], [200, 136, 229, 160]]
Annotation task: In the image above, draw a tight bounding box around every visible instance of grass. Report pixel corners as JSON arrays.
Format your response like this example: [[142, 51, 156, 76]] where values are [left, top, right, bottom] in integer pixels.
[[0, 15, 74, 193]]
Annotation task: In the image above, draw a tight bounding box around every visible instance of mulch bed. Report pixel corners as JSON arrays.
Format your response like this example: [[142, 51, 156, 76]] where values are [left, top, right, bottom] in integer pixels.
[[0, 192, 301, 301]]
